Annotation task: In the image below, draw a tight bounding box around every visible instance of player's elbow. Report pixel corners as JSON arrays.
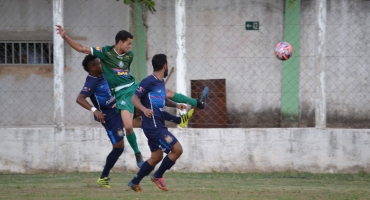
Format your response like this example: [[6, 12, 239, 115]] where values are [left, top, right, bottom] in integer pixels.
[[76, 98, 81, 105], [76, 95, 84, 105]]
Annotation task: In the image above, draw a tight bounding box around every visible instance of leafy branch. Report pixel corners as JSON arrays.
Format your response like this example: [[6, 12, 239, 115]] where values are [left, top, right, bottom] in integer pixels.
[[117, 0, 156, 13]]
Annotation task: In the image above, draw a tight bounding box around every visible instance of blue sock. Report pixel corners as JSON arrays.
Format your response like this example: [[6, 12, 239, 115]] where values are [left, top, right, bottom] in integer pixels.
[[131, 161, 155, 185], [100, 147, 124, 178], [153, 156, 175, 178], [163, 111, 181, 124]]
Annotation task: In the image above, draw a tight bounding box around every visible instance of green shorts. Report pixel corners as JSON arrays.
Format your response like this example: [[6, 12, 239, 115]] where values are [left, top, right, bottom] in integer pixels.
[[115, 82, 139, 114]]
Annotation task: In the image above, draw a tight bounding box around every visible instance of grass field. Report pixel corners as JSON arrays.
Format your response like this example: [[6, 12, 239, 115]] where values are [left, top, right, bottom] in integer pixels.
[[1, 171, 370, 200]]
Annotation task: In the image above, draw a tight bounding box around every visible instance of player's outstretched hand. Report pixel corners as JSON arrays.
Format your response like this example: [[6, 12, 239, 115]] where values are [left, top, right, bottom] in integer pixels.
[[93, 110, 106, 123], [176, 104, 187, 111], [143, 108, 153, 118], [55, 25, 66, 38]]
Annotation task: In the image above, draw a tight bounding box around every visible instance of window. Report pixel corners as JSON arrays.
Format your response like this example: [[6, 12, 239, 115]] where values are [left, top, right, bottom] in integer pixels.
[[0, 42, 53, 65]]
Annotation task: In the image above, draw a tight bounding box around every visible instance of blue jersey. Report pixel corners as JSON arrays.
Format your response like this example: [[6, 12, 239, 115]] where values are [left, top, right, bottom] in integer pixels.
[[80, 74, 116, 121], [135, 74, 166, 129]]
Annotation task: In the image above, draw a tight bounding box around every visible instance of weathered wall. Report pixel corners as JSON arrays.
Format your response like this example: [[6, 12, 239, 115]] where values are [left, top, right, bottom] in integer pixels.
[[0, 0, 130, 126], [1, 0, 370, 127], [1, 127, 369, 173]]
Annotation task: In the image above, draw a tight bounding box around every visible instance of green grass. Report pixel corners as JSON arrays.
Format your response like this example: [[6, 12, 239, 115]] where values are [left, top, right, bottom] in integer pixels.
[[1, 171, 370, 200]]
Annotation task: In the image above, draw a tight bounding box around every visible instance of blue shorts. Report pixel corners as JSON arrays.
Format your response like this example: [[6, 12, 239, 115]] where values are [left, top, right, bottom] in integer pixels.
[[101, 109, 125, 145], [143, 127, 178, 154]]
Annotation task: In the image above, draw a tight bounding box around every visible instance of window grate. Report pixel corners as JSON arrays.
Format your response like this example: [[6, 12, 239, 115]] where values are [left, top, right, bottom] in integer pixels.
[[0, 41, 53, 65]]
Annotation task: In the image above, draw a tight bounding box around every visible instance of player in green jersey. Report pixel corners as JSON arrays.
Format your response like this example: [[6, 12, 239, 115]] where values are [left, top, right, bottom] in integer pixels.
[[56, 25, 209, 168]]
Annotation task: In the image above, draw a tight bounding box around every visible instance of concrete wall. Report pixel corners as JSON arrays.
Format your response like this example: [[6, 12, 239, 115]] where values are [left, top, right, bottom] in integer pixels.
[[0, 0, 130, 126], [138, 0, 370, 128], [1, 0, 370, 127], [1, 127, 370, 173]]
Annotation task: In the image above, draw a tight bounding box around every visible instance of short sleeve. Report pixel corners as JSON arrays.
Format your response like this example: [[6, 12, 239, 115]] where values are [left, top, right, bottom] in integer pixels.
[[135, 78, 151, 99], [79, 77, 98, 97], [91, 46, 105, 60]]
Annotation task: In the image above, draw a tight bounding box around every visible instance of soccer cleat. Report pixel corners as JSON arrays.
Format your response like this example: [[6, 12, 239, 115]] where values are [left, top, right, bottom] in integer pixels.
[[128, 181, 143, 192], [179, 108, 194, 128], [97, 177, 110, 188], [151, 175, 169, 191], [196, 86, 209, 109], [135, 152, 144, 168]]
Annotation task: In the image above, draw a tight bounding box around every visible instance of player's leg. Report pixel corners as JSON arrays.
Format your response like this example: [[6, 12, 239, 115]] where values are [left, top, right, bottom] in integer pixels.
[[116, 85, 144, 168], [121, 109, 144, 168], [163, 109, 194, 128], [128, 139, 163, 192], [97, 115, 125, 188], [166, 87, 209, 109], [97, 140, 124, 188], [152, 142, 182, 179], [151, 129, 181, 191]]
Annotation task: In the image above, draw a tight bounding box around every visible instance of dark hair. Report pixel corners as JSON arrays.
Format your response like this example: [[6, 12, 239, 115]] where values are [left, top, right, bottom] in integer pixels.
[[82, 54, 97, 72], [115, 30, 133, 44], [152, 54, 167, 71]]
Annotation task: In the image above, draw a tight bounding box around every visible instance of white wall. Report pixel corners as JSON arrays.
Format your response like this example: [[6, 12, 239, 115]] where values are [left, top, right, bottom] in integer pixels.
[[1, 127, 369, 173]]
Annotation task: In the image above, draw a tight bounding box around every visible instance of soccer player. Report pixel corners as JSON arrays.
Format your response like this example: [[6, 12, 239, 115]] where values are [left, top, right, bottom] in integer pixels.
[[77, 55, 192, 188], [128, 54, 187, 192], [77, 54, 125, 188], [56, 25, 209, 168]]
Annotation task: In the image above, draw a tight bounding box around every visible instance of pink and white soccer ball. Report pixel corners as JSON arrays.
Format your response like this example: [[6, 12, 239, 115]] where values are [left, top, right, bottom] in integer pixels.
[[274, 42, 294, 61]]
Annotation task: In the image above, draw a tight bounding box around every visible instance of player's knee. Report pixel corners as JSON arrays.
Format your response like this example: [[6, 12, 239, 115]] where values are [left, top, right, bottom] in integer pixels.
[[151, 151, 163, 164], [113, 140, 124, 148], [149, 155, 162, 165], [124, 126, 133, 134], [153, 157, 162, 164], [166, 88, 174, 99], [175, 148, 183, 157], [172, 143, 183, 157]]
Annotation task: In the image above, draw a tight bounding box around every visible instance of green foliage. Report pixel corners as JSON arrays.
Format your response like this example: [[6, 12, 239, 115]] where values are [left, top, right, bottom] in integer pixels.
[[117, 0, 156, 13], [288, 0, 297, 8]]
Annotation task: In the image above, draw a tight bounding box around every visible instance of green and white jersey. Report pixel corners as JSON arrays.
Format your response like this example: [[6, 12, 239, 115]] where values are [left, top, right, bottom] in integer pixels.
[[91, 45, 135, 89]]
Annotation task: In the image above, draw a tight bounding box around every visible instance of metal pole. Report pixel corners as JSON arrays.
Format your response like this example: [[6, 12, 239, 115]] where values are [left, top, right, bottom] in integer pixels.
[[315, 0, 327, 128], [175, 0, 187, 116], [53, 0, 64, 128]]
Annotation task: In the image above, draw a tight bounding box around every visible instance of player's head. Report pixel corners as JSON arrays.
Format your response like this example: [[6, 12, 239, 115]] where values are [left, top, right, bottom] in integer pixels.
[[115, 30, 133, 53], [152, 54, 168, 78], [82, 54, 102, 74]]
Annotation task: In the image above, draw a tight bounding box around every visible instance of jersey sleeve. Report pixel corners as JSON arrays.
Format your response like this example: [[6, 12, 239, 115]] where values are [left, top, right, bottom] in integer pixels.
[[79, 77, 98, 97], [135, 78, 151, 99], [91, 46, 106, 60]]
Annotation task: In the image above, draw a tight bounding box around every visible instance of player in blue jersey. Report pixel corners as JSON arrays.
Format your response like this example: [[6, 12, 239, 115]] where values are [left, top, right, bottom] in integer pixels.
[[128, 54, 187, 192], [56, 25, 208, 169], [77, 55, 193, 188], [76, 54, 125, 188]]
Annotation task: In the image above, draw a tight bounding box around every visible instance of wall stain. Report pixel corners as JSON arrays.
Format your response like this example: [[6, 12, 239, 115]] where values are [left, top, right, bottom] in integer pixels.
[[0, 65, 72, 81]]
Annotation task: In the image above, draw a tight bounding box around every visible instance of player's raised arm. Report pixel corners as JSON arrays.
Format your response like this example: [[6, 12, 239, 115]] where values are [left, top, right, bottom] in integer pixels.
[[56, 25, 91, 54]]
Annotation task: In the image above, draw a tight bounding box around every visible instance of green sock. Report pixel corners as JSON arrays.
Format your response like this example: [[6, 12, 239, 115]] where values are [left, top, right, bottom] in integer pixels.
[[171, 93, 198, 107], [126, 132, 140, 154]]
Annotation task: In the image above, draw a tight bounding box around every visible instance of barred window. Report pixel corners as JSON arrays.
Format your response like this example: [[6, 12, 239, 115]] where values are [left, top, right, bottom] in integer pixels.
[[0, 42, 53, 65]]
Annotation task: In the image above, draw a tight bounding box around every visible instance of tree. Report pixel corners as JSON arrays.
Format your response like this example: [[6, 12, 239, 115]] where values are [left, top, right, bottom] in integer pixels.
[[117, 0, 156, 13]]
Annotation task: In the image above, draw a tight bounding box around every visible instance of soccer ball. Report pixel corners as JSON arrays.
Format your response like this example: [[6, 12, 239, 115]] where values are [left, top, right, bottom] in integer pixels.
[[274, 42, 293, 61]]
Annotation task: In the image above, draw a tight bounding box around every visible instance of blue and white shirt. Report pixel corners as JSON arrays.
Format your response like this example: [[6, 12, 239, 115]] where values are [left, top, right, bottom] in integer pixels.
[[80, 74, 116, 121], [135, 74, 166, 129]]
